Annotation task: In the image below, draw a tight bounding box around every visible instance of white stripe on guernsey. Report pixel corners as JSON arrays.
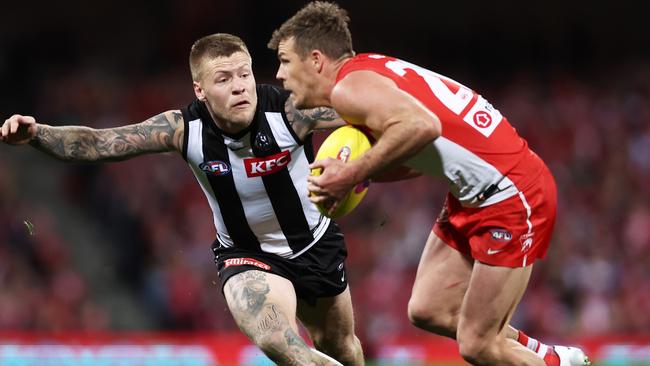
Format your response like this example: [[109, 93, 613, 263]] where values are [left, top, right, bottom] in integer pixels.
[[518, 191, 533, 267], [527, 338, 539, 352], [227, 136, 278, 247], [536, 344, 548, 359], [186, 119, 232, 246], [404, 136, 518, 208], [266, 112, 324, 234], [518, 191, 533, 233], [265, 112, 299, 145], [264, 112, 332, 259]]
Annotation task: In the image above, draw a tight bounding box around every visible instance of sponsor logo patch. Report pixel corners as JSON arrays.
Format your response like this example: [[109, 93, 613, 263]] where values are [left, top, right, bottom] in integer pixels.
[[254, 132, 273, 151], [224, 258, 271, 271], [337, 146, 352, 162], [520, 232, 534, 252], [200, 160, 231, 176], [244, 150, 291, 177], [490, 228, 513, 242]]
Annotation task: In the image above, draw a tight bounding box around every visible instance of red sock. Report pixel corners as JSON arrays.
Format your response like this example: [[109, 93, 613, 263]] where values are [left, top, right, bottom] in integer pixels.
[[517, 330, 560, 365], [543, 348, 560, 366]]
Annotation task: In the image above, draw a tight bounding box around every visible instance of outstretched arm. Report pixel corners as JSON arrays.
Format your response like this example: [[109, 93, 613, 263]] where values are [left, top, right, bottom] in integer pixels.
[[284, 96, 346, 141], [1, 110, 184, 162]]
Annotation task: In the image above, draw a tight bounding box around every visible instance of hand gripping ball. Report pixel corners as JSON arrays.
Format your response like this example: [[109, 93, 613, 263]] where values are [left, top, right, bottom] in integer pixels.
[[312, 125, 371, 218]]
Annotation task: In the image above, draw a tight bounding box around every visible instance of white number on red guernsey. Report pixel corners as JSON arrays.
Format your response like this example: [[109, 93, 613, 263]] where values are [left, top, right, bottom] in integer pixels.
[[385, 59, 503, 137]]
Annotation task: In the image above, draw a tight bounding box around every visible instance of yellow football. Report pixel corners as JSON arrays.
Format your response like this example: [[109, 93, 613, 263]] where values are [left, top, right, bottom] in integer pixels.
[[312, 125, 372, 218]]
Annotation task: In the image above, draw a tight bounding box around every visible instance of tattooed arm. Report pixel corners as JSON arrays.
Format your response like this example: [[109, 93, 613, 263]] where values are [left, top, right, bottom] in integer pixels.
[[1, 111, 184, 162], [284, 96, 346, 141]]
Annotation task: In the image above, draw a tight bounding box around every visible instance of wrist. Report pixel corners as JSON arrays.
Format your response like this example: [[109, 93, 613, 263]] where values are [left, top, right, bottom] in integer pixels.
[[28, 124, 41, 146]]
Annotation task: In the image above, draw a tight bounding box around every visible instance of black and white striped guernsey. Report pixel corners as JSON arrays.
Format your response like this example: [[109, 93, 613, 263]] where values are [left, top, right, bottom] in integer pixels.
[[181, 84, 331, 259]]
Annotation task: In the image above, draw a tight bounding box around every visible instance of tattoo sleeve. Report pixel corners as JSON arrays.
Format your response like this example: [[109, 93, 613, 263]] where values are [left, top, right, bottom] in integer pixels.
[[29, 110, 184, 162], [284, 98, 344, 140]]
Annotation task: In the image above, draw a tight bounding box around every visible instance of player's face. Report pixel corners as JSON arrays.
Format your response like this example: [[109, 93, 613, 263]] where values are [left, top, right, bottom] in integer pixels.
[[194, 51, 257, 131], [276, 37, 319, 109]]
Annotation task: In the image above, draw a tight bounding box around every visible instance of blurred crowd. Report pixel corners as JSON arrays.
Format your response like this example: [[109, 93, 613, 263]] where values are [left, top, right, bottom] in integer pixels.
[[2, 61, 649, 351], [1, 1, 650, 355]]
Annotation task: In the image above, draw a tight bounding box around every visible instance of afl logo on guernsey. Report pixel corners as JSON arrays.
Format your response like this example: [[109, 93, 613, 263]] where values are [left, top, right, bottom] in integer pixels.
[[199, 160, 231, 176]]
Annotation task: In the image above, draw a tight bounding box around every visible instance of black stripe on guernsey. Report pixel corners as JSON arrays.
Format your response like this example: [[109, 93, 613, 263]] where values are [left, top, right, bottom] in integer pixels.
[[180, 108, 192, 161], [304, 134, 315, 163], [199, 105, 260, 251], [251, 115, 314, 253]]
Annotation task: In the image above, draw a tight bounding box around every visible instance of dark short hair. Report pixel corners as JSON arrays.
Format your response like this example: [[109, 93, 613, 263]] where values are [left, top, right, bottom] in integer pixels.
[[268, 1, 353, 60], [189, 33, 250, 80]]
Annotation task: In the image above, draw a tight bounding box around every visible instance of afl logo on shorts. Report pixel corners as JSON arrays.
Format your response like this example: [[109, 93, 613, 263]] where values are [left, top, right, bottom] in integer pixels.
[[490, 228, 512, 242], [200, 160, 231, 176]]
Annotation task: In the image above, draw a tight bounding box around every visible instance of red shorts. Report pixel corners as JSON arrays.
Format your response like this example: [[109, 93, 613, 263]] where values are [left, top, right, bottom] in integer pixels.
[[433, 169, 557, 267]]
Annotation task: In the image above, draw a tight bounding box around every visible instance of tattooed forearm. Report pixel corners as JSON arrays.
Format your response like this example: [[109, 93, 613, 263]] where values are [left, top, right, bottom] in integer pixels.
[[28, 110, 184, 162], [286, 96, 341, 125]]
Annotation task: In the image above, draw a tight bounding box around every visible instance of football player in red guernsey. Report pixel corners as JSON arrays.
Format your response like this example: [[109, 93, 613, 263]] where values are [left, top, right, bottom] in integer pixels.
[[269, 2, 591, 366]]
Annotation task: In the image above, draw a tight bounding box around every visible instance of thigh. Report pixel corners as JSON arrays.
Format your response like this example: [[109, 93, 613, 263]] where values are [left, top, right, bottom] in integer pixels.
[[458, 262, 533, 340], [410, 230, 473, 314], [296, 286, 356, 344], [223, 270, 299, 341]]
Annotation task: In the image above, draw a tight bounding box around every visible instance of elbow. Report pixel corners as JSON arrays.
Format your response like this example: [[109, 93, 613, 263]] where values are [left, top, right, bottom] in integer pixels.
[[416, 117, 440, 144]]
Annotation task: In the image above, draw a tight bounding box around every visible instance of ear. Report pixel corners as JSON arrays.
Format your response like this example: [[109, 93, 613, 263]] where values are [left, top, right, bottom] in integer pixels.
[[193, 81, 206, 101], [311, 50, 325, 73]]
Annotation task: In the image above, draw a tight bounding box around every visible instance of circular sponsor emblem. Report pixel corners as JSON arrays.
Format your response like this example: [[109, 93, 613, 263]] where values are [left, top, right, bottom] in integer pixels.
[[254, 132, 272, 151], [473, 111, 492, 128]]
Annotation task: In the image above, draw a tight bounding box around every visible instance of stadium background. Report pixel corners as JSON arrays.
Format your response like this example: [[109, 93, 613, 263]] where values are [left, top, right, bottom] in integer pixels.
[[1, 0, 649, 364]]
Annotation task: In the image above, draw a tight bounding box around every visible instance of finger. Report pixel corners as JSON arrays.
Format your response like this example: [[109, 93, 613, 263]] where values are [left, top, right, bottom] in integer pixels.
[[309, 159, 328, 170], [10, 119, 19, 134], [23, 116, 36, 125], [309, 194, 329, 204], [307, 181, 322, 194], [1, 120, 9, 137], [307, 174, 322, 185]]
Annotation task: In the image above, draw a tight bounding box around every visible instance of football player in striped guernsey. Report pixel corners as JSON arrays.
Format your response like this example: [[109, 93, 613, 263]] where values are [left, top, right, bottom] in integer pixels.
[[2, 33, 363, 365], [269, 2, 590, 366]]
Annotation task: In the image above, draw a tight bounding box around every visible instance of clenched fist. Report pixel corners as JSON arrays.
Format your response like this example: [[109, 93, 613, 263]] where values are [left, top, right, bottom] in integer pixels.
[[1, 115, 38, 145]]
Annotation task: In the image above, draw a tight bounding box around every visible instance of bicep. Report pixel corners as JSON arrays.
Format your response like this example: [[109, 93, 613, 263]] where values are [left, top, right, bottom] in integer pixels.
[[110, 110, 184, 154], [332, 71, 441, 136]]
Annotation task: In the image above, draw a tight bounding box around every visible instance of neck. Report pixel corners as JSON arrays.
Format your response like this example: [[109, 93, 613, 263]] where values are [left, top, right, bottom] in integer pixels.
[[205, 103, 251, 135], [320, 56, 352, 106]]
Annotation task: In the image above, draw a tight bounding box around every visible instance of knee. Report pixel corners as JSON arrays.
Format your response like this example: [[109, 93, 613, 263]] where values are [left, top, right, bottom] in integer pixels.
[[254, 331, 292, 361], [407, 297, 457, 337], [313, 333, 362, 365], [457, 330, 498, 365]]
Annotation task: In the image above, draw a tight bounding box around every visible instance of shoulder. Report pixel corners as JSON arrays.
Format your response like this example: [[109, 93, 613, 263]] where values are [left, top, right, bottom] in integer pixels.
[[332, 70, 397, 113]]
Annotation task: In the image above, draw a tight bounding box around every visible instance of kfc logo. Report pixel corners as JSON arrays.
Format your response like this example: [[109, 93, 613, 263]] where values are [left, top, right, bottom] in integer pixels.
[[244, 150, 291, 177]]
